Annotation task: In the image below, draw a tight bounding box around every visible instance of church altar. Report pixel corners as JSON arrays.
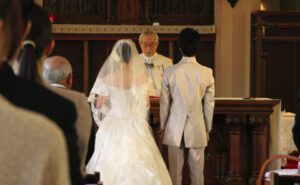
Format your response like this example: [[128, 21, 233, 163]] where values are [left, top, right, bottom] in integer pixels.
[[149, 97, 280, 185]]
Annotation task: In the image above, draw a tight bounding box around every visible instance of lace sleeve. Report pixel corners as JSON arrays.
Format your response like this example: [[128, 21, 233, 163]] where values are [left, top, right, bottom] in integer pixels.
[[95, 83, 109, 96], [91, 105, 103, 126], [89, 81, 110, 126]]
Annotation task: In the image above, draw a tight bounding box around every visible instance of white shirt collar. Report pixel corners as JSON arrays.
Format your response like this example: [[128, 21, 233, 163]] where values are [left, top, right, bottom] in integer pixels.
[[142, 53, 157, 64], [181, 56, 197, 63], [50, 83, 66, 89]]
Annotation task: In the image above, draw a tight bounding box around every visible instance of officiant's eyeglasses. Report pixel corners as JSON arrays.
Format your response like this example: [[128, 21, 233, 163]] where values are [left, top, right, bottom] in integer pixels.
[[141, 42, 157, 48]]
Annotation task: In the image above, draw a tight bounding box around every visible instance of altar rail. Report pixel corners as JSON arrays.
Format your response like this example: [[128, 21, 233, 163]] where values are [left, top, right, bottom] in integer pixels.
[[149, 98, 280, 185]]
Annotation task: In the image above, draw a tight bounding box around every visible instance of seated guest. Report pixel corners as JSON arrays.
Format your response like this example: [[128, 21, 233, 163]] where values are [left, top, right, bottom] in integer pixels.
[[0, 1, 70, 185], [43, 56, 73, 89], [0, 2, 84, 185], [44, 56, 93, 175], [0, 97, 70, 185]]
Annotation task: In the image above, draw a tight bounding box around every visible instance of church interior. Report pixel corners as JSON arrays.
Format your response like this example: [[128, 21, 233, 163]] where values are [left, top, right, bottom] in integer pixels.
[[44, 0, 299, 184], [1, 0, 300, 184]]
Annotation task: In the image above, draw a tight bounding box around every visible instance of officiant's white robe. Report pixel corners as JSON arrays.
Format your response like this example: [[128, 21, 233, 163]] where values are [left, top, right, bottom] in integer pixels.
[[136, 53, 172, 96]]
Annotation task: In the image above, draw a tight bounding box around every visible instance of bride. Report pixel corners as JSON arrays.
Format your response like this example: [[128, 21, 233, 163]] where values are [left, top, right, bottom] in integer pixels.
[[86, 39, 172, 185]]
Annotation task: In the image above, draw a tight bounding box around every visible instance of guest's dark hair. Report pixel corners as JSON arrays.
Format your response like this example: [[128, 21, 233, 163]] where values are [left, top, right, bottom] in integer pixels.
[[21, 0, 34, 28], [18, 4, 52, 84], [178, 28, 200, 57], [0, 0, 23, 61]]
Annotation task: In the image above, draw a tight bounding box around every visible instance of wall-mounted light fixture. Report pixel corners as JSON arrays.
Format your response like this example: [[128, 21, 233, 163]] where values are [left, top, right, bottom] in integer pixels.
[[228, 0, 238, 8]]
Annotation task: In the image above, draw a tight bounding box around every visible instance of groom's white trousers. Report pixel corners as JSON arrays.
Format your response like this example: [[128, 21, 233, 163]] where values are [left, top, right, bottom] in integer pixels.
[[168, 146, 205, 185]]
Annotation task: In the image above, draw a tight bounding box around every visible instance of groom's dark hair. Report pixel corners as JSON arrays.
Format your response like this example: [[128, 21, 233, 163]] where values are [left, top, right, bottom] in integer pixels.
[[178, 28, 200, 57]]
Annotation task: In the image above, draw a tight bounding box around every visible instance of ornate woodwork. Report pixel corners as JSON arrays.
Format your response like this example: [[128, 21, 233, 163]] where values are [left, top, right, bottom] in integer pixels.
[[116, 0, 140, 23], [149, 98, 279, 185], [251, 11, 300, 112], [43, 0, 214, 25], [225, 115, 247, 185], [52, 33, 215, 95]]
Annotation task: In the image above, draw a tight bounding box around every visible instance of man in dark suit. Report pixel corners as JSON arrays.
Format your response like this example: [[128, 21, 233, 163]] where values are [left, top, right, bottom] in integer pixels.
[[0, 62, 83, 185], [0, 1, 84, 185]]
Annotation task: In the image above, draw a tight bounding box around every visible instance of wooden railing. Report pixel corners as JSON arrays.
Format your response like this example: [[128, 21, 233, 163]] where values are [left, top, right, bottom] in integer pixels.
[[43, 0, 214, 25]]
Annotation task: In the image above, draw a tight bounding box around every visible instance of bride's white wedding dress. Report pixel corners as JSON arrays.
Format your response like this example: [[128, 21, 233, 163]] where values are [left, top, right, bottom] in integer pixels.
[[86, 81, 172, 185]]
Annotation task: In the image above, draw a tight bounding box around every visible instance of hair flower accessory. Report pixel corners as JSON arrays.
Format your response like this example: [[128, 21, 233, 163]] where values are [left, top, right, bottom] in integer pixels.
[[112, 51, 121, 63]]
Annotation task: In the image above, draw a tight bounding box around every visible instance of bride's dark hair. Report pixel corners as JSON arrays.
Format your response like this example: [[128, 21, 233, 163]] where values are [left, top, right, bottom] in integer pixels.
[[88, 39, 146, 107], [116, 41, 132, 64]]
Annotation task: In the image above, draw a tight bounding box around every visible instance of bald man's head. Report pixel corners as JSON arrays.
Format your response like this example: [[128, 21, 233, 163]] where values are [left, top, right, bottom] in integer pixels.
[[43, 56, 73, 89]]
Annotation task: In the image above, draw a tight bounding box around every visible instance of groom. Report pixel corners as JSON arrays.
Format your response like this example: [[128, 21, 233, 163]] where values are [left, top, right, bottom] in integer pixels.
[[160, 28, 215, 185]]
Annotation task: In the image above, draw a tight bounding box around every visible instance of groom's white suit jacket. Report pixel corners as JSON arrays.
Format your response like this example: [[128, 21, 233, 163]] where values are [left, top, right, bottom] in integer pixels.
[[160, 56, 215, 148]]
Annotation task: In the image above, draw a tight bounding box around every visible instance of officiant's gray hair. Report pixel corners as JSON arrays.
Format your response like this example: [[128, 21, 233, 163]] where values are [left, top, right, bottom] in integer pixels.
[[139, 31, 159, 44]]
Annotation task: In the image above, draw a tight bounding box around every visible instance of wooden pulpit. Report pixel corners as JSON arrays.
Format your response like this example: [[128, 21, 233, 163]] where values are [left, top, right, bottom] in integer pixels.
[[149, 97, 280, 185]]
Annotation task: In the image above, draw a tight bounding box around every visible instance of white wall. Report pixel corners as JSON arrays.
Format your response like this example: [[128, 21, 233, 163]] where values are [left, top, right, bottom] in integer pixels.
[[214, 0, 260, 97]]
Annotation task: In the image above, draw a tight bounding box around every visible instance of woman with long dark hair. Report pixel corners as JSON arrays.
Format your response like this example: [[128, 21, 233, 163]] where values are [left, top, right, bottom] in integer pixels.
[[18, 3, 53, 84], [0, 0, 23, 63], [0, 3, 83, 185], [0, 1, 70, 185]]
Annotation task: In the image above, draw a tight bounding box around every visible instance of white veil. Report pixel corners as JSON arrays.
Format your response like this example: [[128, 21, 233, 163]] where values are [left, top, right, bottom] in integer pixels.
[[88, 39, 149, 125]]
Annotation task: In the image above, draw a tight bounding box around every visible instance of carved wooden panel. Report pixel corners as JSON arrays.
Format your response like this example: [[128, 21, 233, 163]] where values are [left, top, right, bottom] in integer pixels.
[[43, 0, 214, 25], [151, 0, 213, 15], [251, 11, 300, 112], [116, 0, 140, 23], [43, 0, 106, 15], [264, 41, 295, 111], [149, 98, 279, 185]]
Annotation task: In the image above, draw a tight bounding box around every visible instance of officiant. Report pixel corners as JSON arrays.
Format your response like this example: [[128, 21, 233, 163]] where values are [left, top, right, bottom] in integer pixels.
[[136, 31, 173, 96]]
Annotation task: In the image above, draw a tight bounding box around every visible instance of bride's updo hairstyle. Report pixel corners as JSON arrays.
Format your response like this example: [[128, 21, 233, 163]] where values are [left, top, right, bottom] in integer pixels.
[[115, 41, 132, 64]]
